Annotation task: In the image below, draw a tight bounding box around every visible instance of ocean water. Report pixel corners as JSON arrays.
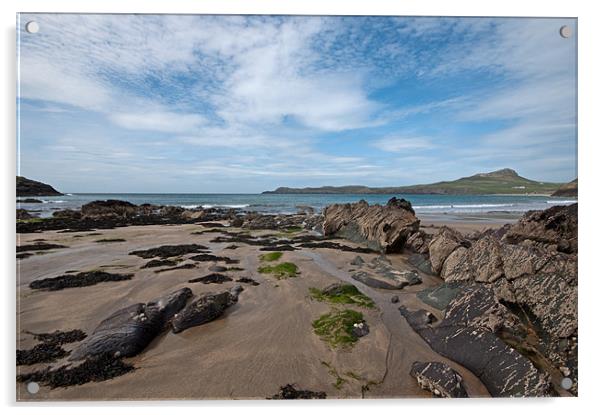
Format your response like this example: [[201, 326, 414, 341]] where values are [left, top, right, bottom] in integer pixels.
[[18, 193, 577, 218]]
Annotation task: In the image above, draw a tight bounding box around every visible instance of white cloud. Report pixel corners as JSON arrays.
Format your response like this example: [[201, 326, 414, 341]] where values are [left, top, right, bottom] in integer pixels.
[[373, 136, 434, 152], [110, 111, 206, 133]]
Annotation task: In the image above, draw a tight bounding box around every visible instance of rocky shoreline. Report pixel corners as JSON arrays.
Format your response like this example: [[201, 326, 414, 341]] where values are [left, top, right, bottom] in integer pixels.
[[16, 197, 577, 399]]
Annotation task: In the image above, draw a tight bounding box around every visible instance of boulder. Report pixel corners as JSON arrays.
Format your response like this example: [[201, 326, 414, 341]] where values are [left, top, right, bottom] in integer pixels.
[[428, 227, 468, 274], [171, 286, 242, 333], [70, 288, 192, 360], [81, 200, 138, 218], [16, 209, 33, 220], [322, 198, 420, 253], [16, 176, 62, 196], [503, 203, 577, 254], [352, 269, 421, 290], [410, 361, 468, 398], [406, 230, 432, 255], [52, 209, 82, 219]]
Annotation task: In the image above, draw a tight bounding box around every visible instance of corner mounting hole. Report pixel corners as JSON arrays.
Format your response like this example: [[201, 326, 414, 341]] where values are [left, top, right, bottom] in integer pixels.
[[27, 382, 40, 394], [559, 25, 572, 38], [25, 21, 39, 34], [561, 377, 573, 390]]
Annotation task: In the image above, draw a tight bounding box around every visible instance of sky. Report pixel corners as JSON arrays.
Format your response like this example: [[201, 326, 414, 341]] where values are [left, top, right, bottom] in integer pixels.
[[17, 14, 577, 193]]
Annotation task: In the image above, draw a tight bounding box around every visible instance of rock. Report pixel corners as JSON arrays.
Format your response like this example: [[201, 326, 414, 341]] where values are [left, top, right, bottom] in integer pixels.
[[410, 361, 468, 398], [322, 198, 420, 253], [236, 277, 260, 286], [17, 198, 43, 203], [188, 273, 233, 284], [391, 295, 399, 303], [399, 307, 436, 327], [52, 209, 82, 219], [401, 286, 553, 397], [407, 253, 433, 275], [230, 217, 244, 227], [189, 253, 239, 264], [406, 230, 432, 255], [416, 282, 464, 311], [17, 242, 67, 253], [17, 343, 69, 366], [171, 286, 242, 333], [142, 259, 178, 268], [30, 271, 134, 291], [551, 179, 577, 197], [386, 196, 415, 214], [16, 209, 33, 220], [428, 227, 468, 275], [270, 384, 327, 399], [130, 244, 209, 259], [81, 200, 138, 218], [351, 255, 365, 266], [70, 288, 192, 360], [158, 205, 185, 217], [352, 270, 420, 290], [16, 176, 62, 196], [503, 203, 577, 254], [351, 321, 369, 337], [296, 241, 373, 253]]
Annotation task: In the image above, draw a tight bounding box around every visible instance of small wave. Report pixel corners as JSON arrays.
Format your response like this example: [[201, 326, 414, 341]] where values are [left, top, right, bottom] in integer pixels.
[[180, 204, 201, 209], [414, 203, 515, 210], [41, 200, 65, 204], [201, 204, 250, 209], [547, 200, 576, 204]]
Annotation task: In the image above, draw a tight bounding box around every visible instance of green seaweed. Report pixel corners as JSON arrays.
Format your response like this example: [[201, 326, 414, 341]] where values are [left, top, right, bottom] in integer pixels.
[[257, 262, 298, 279], [259, 252, 283, 262], [309, 284, 375, 309], [312, 309, 364, 349]]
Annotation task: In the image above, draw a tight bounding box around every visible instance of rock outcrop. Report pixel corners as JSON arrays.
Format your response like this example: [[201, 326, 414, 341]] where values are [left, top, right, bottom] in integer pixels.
[[16, 176, 62, 196], [410, 361, 468, 398], [322, 198, 420, 252], [81, 200, 139, 218], [551, 179, 577, 197], [171, 286, 242, 333], [70, 288, 192, 360]]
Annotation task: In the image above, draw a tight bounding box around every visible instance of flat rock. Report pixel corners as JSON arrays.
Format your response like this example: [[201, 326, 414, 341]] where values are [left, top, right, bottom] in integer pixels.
[[410, 361, 468, 398]]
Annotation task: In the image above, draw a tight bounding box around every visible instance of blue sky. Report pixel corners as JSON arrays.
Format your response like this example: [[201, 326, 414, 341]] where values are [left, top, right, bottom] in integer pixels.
[[17, 14, 577, 193]]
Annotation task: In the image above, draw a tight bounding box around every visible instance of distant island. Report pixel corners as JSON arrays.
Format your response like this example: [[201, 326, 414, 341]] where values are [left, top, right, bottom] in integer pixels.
[[263, 168, 574, 196], [16, 176, 63, 197]]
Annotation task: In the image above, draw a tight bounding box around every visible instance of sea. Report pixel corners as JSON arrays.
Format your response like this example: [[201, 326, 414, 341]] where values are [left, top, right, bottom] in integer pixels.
[[18, 193, 577, 219]]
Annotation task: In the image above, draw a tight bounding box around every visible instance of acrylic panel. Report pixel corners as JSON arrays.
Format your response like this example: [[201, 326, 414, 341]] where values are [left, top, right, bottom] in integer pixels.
[[16, 14, 577, 400]]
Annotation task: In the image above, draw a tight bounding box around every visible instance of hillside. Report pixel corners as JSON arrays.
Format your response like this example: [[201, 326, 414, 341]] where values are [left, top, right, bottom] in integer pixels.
[[263, 169, 563, 195], [16, 176, 63, 197], [551, 179, 577, 197]]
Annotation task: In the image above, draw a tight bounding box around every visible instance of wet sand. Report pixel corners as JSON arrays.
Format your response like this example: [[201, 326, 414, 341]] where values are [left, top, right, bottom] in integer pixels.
[[16, 222, 491, 401]]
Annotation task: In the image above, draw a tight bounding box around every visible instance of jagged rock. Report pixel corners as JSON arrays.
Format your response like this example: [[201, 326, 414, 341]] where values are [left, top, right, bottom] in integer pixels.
[[159, 205, 185, 217], [81, 200, 138, 218], [428, 227, 468, 274], [17, 176, 62, 196], [70, 288, 192, 360], [407, 253, 433, 275], [322, 198, 420, 253], [351, 321, 369, 337], [410, 361, 468, 398], [188, 273, 233, 284], [401, 285, 552, 397], [503, 203, 577, 254], [172, 286, 242, 333], [270, 384, 326, 399], [406, 230, 432, 255], [230, 217, 244, 227]]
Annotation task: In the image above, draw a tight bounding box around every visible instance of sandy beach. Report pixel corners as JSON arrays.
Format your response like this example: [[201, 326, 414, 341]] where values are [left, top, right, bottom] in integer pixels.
[[17, 217, 495, 400]]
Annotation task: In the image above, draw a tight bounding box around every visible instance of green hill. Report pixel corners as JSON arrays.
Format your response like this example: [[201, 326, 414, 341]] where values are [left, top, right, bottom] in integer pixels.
[[17, 176, 63, 197], [263, 169, 563, 195]]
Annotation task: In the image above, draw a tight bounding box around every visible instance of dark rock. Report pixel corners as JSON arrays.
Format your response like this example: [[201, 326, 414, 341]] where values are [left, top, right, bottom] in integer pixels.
[[171, 286, 242, 333], [417, 282, 464, 311], [81, 200, 138, 218], [130, 244, 209, 259], [199, 222, 226, 228], [17, 198, 43, 203], [29, 271, 133, 291], [236, 277, 260, 286], [16, 252, 33, 260], [386, 197, 415, 215], [351, 255, 365, 266], [70, 288, 192, 360], [188, 273, 233, 284], [17, 353, 134, 388], [296, 241, 374, 253], [16, 176, 62, 196], [410, 361, 468, 398], [17, 242, 67, 253], [352, 269, 421, 290], [52, 209, 82, 219], [28, 329, 87, 345], [407, 253, 434, 275], [322, 198, 420, 253], [189, 253, 239, 264], [351, 321, 369, 338], [230, 217, 244, 227], [17, 209, 34, 220], [399, 307, 436, 327], [391, 295, 399, 303], [141, 259, 178, 268], [270, 384, 326, 399], [259, 244, 297, 251]]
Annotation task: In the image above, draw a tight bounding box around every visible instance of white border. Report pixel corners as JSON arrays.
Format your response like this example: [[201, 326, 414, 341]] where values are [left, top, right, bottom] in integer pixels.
[[2, 1, 600, 414]]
